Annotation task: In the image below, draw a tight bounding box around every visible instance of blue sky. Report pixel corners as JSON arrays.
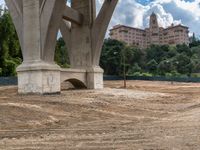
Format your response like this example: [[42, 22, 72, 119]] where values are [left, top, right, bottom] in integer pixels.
[[137, 0, 196, 5], [97, 0, 200, 38], [1, 0, 200, 38]]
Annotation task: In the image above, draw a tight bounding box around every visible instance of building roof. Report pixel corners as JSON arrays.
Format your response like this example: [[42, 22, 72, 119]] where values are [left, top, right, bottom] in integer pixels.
[[110, 24, 146, 32], [110, 23, 189, 33], [163, 24, 189, 31]]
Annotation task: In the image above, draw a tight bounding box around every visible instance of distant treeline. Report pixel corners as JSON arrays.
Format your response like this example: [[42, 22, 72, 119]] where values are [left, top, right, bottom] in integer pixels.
[[100, 38, 200, 78], [1, 11, 200, 78], [0, 11, 22, 76]]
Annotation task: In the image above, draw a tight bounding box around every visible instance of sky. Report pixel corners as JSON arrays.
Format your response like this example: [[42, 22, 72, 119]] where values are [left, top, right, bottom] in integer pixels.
[[96, 0, 200, 38], [1, 0, 200, 38]]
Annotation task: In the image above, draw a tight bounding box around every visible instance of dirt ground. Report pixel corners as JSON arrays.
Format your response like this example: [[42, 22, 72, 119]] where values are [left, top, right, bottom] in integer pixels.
[[0, 80, 200, 150]]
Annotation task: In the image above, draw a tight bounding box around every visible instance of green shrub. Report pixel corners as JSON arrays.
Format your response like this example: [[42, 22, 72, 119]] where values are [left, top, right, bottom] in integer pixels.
[[191, 73, 200, 78], [165, 73, 173, 77], [60, 63, 70, 68], [141, 72, 153, 77], [128, 63, 142, 75], [147, 59, 158, 73], [171, 70, 181, 77], [3, 59, 18, 76], [132, 72, 142, 76], [180, 74, 188, 78]]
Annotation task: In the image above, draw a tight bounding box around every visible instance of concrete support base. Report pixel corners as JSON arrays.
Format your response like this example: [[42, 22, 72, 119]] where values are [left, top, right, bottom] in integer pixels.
[[87, 67, 104, 89], [61, 67, 103, 90], [17, 62, 61, 94], [17, 63, 103, 94]]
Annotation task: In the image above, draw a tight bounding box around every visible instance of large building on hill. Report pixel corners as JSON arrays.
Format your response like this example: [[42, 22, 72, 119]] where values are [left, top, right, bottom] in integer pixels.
[[109, 12, 190, 49]]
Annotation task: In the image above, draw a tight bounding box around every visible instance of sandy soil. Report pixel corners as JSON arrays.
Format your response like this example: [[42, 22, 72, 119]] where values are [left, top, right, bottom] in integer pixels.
[[0, 80, 200, 150]]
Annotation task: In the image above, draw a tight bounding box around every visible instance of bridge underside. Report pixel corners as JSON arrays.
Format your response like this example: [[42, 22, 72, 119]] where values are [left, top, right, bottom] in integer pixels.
[[6, 0, 118, 94]]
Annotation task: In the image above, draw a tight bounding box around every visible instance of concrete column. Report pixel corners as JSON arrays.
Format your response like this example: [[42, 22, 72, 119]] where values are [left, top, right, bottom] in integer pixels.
[[60, 0, 118, 89], [22, 0, 41, 62], [68, 0, 103, 89], [70, 0, 94, 68], [16, 0, 61, 94]]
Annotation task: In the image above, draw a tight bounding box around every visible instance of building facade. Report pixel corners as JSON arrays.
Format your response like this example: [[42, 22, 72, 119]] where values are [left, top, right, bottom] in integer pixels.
[[109, 12, 190, 49]]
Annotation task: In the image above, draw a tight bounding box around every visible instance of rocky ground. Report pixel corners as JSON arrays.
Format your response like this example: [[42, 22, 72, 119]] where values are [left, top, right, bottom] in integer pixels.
[[0, 80, 200, 150]]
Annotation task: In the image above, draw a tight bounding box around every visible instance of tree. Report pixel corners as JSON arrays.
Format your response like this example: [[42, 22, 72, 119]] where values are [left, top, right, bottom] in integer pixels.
[[176, 44, 192, 56], [128, 63, 142, 75], [55, 37, 70, 68], [123, 46, 142, 75], [158, 59, 175, 75], [190, 40, 200, 48], [146, 44, 169, 63], [0, 11, 22, 76], [167, 46, 177, 58], [191, 46, 200, 58], [189, 33, 200, 48], [147, 59, 158, 73], [100, 39, 143, 76], [174, 53, 191, 74], [0, 11, 71, 76], [100, 39, 126, 75]]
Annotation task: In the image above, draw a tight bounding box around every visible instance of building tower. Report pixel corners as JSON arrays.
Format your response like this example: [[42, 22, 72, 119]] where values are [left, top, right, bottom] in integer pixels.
[[149, 12, 160, 45]]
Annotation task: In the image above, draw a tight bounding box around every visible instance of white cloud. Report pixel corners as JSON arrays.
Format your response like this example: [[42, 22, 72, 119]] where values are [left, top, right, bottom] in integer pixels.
[[1, 0, 199, 37], [96, 0, 200, 37]]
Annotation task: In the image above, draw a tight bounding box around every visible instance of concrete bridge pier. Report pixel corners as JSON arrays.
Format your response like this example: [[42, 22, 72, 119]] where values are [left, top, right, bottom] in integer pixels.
[[6, 0, 65, 94], [6, 0, 118, 94], [60, 0, 118, 90], [18, 0, 65, 94]]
